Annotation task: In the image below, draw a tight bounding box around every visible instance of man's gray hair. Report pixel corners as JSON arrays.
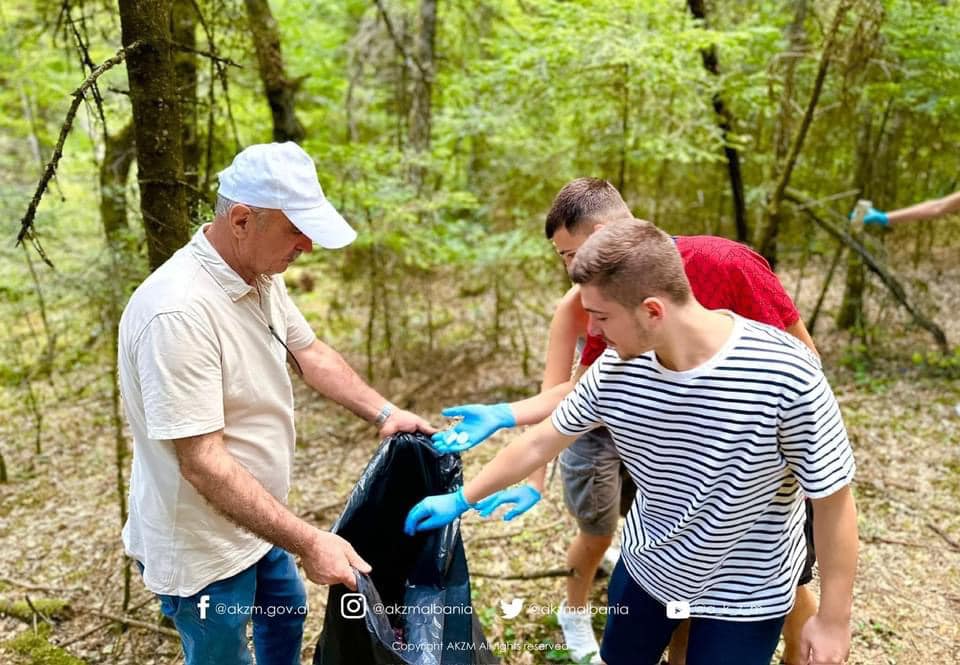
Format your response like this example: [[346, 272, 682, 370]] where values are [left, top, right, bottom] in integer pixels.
[[215, 195, 238, 219], [215, 195, 269, 222]]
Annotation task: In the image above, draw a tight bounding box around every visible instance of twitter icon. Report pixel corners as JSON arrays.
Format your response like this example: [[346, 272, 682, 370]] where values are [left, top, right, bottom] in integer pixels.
[[500, 598, 524, 619]]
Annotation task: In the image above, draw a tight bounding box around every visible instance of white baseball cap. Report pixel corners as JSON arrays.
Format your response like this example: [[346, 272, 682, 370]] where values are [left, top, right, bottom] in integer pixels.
[[217, 142, 357, 249]]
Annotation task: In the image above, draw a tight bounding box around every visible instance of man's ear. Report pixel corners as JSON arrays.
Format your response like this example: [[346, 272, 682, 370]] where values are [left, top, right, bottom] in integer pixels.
[[641, 297, 665, 322], [227, 204, 254, 238], [591, 222, 605, 233]]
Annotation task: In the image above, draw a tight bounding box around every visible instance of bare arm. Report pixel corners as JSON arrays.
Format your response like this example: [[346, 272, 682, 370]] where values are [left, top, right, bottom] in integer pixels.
[[174, 430, 370, 588], [501, 287, 586, 425], [785, 318, 819, 357], [524, 364, 590, 491], [541, 285, 589, 388], [292, 339, 435, 436], [464, 419, 578, 503], [811, 485, 858, 622], [510, 381, 575, 427], [504, 288, 587, 490], [887, 190, 960, 224], [801, 485, 858, 661], [434, 288, 586, 455], [508, 286, 589, 427]]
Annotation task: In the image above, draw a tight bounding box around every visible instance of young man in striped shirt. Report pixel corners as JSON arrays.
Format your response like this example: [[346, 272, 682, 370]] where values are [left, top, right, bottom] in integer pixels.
[[407, 219, 858, 665], [433, 178, 820, 664]]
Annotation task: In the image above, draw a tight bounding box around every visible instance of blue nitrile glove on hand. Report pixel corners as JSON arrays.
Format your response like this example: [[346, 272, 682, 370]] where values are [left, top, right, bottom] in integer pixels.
[[431, 403, 516, 453], [850, 206, 889, 226], [404, 488, 474, 535], [475, 484, 541, 521]]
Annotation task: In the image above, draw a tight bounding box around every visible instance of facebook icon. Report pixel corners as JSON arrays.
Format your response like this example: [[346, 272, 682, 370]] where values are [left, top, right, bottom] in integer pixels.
[[197, 594, 210, 620]]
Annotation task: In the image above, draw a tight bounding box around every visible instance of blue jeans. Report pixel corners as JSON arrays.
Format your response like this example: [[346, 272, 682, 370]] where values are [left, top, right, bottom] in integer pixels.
[[601, 559, 786, 665], [150, 547, 307, 665]]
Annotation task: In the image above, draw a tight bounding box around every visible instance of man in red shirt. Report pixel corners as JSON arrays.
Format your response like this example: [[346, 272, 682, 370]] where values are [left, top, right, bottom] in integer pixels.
[[433, 178, 818, 665]]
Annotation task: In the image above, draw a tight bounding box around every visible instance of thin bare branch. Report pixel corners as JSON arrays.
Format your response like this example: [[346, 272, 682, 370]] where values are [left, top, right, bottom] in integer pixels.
[[169, 39, 241, 67], [64, 5, 108, 135], [862, 536, 937, 550], [59, 597, 156, 648], [16, 41, 143, 257], [784, 188, 949, 351], [83, 610, 180, 638], [773, 0, 854, 206], [24, 594, 57, 628], [373, 0, 427, 78], [472, 567, 574, 580], [927, 524, 960, 553]]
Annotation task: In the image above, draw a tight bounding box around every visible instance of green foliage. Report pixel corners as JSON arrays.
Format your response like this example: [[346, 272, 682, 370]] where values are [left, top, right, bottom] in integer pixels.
[[838, 339, 890, 393], [3, 0, 960, 436], [911, 347, 960, 378], [0, 4, 958, 662], [2, 625, 85, 665]]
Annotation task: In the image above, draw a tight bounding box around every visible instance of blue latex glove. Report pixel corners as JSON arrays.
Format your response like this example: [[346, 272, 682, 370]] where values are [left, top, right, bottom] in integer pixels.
[[431, 403, 516, 453], [404, 488, 473, 535], [851, 206, 889, 226], [475, 485, 541, 521]]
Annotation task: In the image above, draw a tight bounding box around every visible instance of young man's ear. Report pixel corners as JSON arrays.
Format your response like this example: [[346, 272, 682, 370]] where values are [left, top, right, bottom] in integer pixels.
[[640, 297, 666, 322]]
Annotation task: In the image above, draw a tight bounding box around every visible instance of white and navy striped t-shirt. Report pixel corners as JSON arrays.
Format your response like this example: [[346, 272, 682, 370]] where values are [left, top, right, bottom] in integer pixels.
[[552, 312, 855, 621]]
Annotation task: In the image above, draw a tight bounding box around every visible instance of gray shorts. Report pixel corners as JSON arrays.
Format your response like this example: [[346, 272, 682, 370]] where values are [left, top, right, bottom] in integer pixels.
[[560, 427, 635, 536]]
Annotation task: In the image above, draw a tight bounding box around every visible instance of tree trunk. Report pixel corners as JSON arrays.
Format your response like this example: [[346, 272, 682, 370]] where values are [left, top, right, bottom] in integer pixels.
[[407, 0, 437, 191], [99, 122, 136, 241], [244, 0, 306, 143], [687, 0, 748, 243], [172, 0, 201, 218], [837, 101, 902, 331], [118, 0, 190, 271], [836, 106, 872, 330]]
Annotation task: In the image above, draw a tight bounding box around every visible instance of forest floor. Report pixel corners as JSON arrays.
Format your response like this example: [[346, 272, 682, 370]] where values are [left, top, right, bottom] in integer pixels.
[[0, 250, 958, 665]]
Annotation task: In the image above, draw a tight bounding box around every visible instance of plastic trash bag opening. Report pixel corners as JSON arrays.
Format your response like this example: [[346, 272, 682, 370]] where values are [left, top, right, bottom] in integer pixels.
[[314, 432, 499, 665]]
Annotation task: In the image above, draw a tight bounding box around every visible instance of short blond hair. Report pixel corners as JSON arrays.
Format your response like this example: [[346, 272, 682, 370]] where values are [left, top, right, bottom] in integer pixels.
[[569, 218, 691, 307]]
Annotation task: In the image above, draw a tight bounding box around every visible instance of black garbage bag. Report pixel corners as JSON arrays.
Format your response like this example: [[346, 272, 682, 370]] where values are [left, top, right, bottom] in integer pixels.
[[314, 432, 499, 665]]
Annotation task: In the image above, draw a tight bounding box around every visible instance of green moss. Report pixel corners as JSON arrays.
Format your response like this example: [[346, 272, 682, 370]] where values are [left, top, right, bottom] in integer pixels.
[[0, 598, 71, 623], [2, 626, 86, 664], [935, 458, 960, 498]]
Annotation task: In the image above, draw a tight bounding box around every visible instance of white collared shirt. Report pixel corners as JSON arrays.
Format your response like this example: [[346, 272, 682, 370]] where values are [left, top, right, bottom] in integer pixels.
[[119, 225, 316, 596]]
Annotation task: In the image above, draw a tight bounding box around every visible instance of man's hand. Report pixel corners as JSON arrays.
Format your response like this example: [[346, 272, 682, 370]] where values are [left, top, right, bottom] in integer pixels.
[[850, 206, 889, 227], [299, 529, 371, 591], [431, 403, 516, 453], [474, 484, 541, 521], [378, 408, 437, 438], [799, 614, 850, 664], [404, 489, 472, 535]]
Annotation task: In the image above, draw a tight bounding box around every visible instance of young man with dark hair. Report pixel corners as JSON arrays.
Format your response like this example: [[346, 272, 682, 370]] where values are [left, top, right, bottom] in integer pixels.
[[412, 219, 858, 665], [433, 178, 819, 664]]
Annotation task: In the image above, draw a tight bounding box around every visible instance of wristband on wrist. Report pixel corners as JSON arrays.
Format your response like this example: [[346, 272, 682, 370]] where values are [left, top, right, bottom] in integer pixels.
[[374, 401, 395, 427]]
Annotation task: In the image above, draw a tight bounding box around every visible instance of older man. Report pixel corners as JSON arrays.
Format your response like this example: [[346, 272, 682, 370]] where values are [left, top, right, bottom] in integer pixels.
[[119, 142, 434, 665]]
